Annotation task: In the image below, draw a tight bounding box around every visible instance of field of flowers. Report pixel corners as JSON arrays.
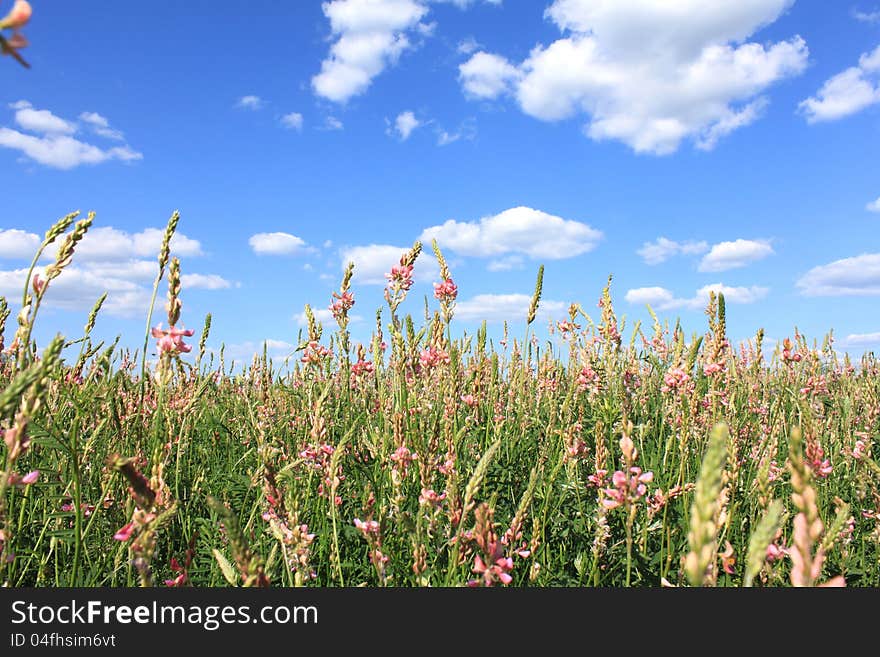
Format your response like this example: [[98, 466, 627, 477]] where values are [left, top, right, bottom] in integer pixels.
[[0, 211, 878, 588]]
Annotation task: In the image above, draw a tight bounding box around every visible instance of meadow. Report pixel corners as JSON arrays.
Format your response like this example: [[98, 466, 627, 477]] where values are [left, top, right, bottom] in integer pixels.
[[0, 210, 877, 588]]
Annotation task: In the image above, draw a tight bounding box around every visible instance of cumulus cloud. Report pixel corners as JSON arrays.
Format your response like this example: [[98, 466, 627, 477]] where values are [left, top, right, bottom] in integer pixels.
[[0, 101, 142, 169], [390, 110, 422, 140], [79, 112, 125, 140], [698, 239, 774, 272], [454, 293, 567, 323], [280, 112, 304, 130], [435, 117, 476, 145], [853, 9, 880, 24], [236, 95, 263, 110], [799, 45, 880, 123], [324, 116, 345, 131], [868, 197, 880, 212], [312, 0, 500, 103], [458, 0, 807, 154], [293, 307, 362, 326], [0, 229, 41, 259], [311, 0, 430, 103], [0, 224, 227, 318], [420, 206, 602, 261], [249, 232, 311, 256], [796, 253, 880, 296], [340, 244, 439, 285], [625, 283, 769, 311], [838, 331, 880, 348], [459, 51, 522, 99], [637, 237, 709, 265]]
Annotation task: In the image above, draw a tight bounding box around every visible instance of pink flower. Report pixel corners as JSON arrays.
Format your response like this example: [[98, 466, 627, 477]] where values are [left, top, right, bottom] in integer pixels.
[[385, 263, 414, 291], [602, 467, 653, 510], [461, 394, 477, 407], [418, 488, 446, 507], [330, 291, 355, 321], [1, 1, 31, 30], [419, 346, 450, 369], [151, 324, 194, 355], [766, 542, 786, 562], [432, 278, 458, 301], [703, 362, 724, 376], [7, 470, 39, 487], [353, 518, 380, 537], [663, 367, 690, 391], [31, 272, 45, 294], [114, 522, 135, 542], [852, 440, 867, 460]]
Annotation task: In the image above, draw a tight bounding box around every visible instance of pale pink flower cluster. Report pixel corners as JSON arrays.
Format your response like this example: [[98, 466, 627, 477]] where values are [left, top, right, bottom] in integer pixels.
[[385, 263, 414, 291], [6, 470, 39, 487], [418, 488, 446, 508], [601, 467, 653, 510], [460, 394, 477, 407], [852, 437, 868, 460], [351, 358, 374, 376], [576, 365, 600, 393], [329, 290, 355, 322], [390, 445, 418, 475], [662, 367, 690, 393], [806, 442, 832, 478], [301, 340, 332, 365], [432, 278, 458, 301], [470, 553, 514, 587], [353, 518, 380, 537], [151, 323, 194, 355], [419, 346, 450, 369], [703, 362, 724, 376], [782, 338, 803, 363]]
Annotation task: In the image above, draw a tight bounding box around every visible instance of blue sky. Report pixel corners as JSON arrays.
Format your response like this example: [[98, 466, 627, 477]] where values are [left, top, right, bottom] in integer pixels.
[[0, 0, 878, 365]]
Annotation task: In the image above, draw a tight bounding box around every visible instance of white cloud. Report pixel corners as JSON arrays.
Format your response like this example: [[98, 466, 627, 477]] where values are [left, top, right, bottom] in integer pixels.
[[797, 253, 880, 296], [799, 45, 880, 123], [698, 239, 774, 272], [0, 221, 225, 319], [280, 112, 304, 130], [420, 206, 602, 261], [249, 232, 311, 256], [0, 101, 142, 169], [311, 0, 430, 103], [181, 273, 234, 290], [487, 255, 525, 272], [458, 51, 522, 99], [0, 226, 203, 263], [457, 37, 481, 55], [459, 0, 807, 154], [0, 266, 151, 318], [625, 283, 769, 311], [11, 101, 75, 134], [696, 97, 768, 150], [79, 112, 125, 140], [637, 237, 709, 265], [0, 228, 41, 259], [391, 110, 421, 140], [454, 293, 567, 323], [293, 307, 363, 326], [868, 197, 880, 212], [854, 9, 880, 24], [0, 129, 142, 170], [436, 118, 477, 145], [324, 116, 345, 130], [340, 244, 439, 285], [236, 95, 263, 110], [838, 331, 880, 348]]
